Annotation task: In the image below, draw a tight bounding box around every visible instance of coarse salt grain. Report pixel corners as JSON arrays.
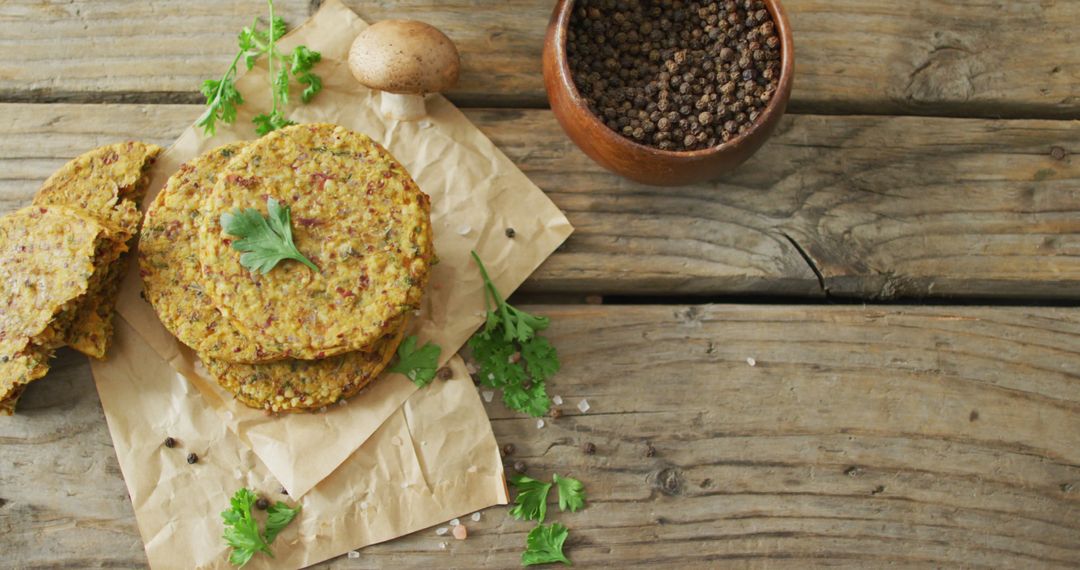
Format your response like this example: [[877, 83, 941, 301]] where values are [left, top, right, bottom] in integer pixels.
[[577, 399, 591, 413], [419, 120, 433, 129], [360, 501, 369, 510], [401, 482, 409, 489], [450, 518, 460, 526], [436, 527, 449, 536], [456, 225, 471, 236], [552, 395, 564, 405], [746, 357, 757, 367], [439, 542, 448, 550], [471, 512, 482, 522], [482, 391, 494, 403], [537, 419, 546, 429], [347, 551, 360, 559]]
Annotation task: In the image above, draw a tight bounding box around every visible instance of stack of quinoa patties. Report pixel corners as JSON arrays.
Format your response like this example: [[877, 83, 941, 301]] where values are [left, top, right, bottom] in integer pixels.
[[140, 123, 434, 413], [1, 142, 161, 414]]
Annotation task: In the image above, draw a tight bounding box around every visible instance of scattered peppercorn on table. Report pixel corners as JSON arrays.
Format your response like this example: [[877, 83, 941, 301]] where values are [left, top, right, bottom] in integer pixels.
[[3, 1, 1080, 568]]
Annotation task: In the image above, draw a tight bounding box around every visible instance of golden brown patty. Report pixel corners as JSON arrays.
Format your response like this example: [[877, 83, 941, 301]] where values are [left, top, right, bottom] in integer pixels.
[[34, 141, 161, 238], [140, 143, 279, 362], [0, 385, 27, 416], [33, 141, 162, 359], [0, 348, 49, 416], [203, 325, 407, 413], [0, 205, 108, 411], [197, 123, 433, 360], [0, 205, 106, 357], [65, 253, 127, 359]]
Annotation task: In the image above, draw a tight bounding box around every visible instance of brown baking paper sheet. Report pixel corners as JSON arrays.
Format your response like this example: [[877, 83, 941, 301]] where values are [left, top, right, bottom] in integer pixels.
[[93, 321, 508, 569], [113, 0, 573, 499]]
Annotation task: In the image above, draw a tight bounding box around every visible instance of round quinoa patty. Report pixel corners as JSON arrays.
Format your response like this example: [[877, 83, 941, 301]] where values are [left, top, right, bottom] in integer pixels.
[[202, 325, 407, 412], [140, 142, 283, 363], [197, 123, 433, 360]]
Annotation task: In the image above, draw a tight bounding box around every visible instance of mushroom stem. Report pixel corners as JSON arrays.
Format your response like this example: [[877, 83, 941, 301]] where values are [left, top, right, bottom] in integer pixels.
[[379, 93, 427, 121]]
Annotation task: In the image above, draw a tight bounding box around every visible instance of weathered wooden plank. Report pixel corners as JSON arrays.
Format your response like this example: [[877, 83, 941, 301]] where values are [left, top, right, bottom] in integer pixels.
[[2, 103, 1079, 299], [3, 305, 1079, 567], [2, 0, 1079, 117]]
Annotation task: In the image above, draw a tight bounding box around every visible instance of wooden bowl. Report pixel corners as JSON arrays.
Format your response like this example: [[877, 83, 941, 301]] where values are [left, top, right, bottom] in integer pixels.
[[542, 0, 794, 186]]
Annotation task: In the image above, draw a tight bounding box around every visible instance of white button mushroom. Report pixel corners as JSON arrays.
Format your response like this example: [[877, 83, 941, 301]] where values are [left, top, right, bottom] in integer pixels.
[[348, 20, 461, 121]]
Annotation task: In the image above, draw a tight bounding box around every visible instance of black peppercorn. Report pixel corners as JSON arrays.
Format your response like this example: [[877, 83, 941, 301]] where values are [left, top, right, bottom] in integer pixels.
[[583, 442, 597, 455], [513, 461, 527, 474], [436, 367, 453, 381], [186, 453, 198, 464], [255, 497, 270, 510], [502, 443, 515, 456], [164, 437, 176, 448]]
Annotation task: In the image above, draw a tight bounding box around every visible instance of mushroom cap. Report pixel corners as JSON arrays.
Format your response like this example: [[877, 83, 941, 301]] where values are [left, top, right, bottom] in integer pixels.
[[349, 20, 460, 95]]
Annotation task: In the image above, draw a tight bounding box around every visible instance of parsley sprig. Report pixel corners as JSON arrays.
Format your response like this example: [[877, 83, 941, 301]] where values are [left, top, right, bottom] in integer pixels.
[[221, 488, 301, 567], [553, 474, 585, 513], [389, 335, 442, 387], [509, 473, 585, 566], [509, 475, 554, 523], [468, 251, 560, 417], [197, 0, 322, 136], [523, 523, 572, 567], [221, 197, 319, 274]]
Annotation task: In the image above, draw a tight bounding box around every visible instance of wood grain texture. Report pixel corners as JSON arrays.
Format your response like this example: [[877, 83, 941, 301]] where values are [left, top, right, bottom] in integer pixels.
[[3, 305, 1079, 568], [2, 103, 1079, 299], [2, 0, 1079, 117]]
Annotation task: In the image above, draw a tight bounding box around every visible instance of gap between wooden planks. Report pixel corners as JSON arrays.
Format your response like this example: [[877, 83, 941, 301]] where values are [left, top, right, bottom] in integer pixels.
[[2, 305, 1078, 568], [1, 103, 1078, 300], [1, 0, 1078, 118]]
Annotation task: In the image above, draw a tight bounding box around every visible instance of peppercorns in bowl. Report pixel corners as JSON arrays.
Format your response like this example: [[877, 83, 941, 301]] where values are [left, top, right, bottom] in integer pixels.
[[542, 0, 793, 186]]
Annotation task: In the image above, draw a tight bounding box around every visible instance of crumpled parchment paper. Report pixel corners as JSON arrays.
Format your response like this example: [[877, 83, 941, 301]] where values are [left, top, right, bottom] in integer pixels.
[[92, 0, 573, 566]]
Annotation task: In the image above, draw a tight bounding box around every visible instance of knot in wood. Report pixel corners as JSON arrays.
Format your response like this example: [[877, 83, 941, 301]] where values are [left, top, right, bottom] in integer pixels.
[[654, 467, 685, 496]]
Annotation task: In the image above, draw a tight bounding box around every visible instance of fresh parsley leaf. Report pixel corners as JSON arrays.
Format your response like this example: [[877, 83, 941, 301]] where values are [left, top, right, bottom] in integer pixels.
[[290, 45, 321, 74], [273, 67, 291, 107], [196, 63, 244, 137], [198, 1, 322, 136], [298, 72, 322, 104], [238, 18, 266, 69], [269, 15, 288, 41], [509, 474, 553, 523], [502, 381, 550, 418], [553, 474, 585, 513], [521, 336, 559, 383], [220, 197, 318, 274], [468, 251, 560, 417], [253, 110, 296, 136], [263, 501, 302, 544], [221, 489, 300, 567], [221, 489, 271, 567], [389, 335, 442, 387], [521, 523, 572, 566]]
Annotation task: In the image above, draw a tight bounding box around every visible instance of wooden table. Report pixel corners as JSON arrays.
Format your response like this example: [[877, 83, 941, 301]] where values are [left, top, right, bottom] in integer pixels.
[[3, 1, 1079, 567]]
